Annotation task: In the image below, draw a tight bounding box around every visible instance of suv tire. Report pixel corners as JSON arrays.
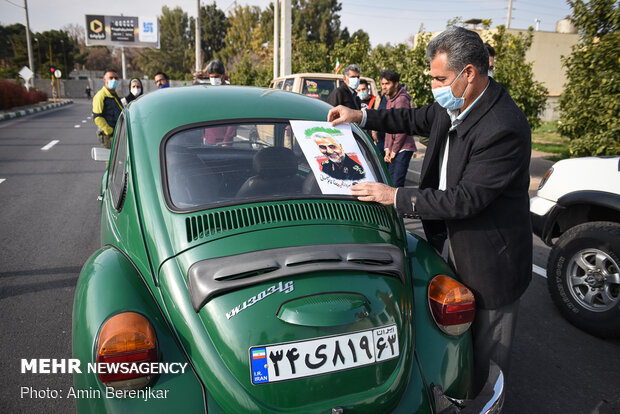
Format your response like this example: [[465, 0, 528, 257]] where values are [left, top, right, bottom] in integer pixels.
[[547, 221, 620, 338]]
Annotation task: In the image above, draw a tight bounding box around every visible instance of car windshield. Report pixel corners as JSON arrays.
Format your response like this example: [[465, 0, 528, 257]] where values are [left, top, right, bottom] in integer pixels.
[[164, 121, 380, 210]]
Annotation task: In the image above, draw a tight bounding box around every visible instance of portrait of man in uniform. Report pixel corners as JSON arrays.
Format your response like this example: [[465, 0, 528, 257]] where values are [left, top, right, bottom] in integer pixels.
[[313, 133, 365, 181]]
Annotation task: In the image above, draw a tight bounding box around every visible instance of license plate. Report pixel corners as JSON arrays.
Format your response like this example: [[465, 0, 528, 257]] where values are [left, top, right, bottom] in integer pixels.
[[250, 325, 399, 384]]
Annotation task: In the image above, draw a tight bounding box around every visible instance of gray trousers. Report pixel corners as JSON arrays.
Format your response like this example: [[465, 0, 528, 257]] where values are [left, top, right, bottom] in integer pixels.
[[471, 300, 520, 393], [445, 240, 520, 393]]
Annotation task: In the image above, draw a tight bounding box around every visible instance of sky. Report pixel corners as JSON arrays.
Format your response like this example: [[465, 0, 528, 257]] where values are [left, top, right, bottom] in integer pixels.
[[1, 0, 574, 47]]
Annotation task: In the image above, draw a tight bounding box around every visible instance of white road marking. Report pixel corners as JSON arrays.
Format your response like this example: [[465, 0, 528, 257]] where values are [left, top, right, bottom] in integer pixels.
[[533, 264, 547, 278], [87, 116, 92, 119], [41, 140, 59, 151], [74, 125, 80, 128], [0, 179, 5, 184], [82, 120, 87, 123]]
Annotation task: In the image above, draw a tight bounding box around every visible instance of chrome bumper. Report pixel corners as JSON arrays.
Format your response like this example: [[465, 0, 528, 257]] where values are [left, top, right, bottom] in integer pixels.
[[433, 361, 504, 414]]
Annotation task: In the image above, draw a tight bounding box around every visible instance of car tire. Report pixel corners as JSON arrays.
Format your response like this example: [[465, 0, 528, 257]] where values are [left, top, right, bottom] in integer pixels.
[[547, 221, 620, 338]]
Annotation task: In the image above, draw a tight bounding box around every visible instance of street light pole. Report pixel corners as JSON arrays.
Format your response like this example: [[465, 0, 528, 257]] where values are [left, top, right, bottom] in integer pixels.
[[273, 0, 279, 79], [279, 0, 291, 76], [195, 0, 202, 73], [506, 0, 513, 29], [23, 0, 34, 74]]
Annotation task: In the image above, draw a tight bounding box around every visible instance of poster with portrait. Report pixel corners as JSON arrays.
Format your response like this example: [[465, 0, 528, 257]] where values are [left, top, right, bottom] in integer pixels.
[[290, 121, 376, 195]]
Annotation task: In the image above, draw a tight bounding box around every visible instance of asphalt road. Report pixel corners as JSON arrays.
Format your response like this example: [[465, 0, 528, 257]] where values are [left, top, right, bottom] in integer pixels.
[[0, 100, 618, 413], [0, 100, 101, 413]]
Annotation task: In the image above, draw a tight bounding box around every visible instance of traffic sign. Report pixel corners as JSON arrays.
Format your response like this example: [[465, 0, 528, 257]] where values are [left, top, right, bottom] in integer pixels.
[[54, 69, 62, 79]]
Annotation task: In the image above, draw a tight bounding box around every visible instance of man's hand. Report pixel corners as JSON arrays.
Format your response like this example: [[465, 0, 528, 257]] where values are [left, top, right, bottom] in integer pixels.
[[328, 105, 363, 126], [350, 182, 397, 205]]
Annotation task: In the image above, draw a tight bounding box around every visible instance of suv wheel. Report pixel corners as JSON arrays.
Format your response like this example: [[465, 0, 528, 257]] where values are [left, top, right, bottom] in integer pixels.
[[547, 221, 620, 338]]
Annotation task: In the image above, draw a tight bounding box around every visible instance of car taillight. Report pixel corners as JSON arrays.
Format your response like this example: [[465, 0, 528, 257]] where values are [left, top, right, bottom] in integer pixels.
[[428, 275, 475, 336], [96, 312, 157, 388], [538, 167, 553, 190]]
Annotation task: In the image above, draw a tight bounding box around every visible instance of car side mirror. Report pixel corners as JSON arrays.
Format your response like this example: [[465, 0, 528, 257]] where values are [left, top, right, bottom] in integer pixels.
[[91, 147, 111, 162]]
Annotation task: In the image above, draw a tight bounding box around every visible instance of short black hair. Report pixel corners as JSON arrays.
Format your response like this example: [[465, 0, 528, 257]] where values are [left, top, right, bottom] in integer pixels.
[[380, 69, 400, 83], [484, 43, 495, 57], [103, 68, 119, 76], [154, 71, 169, 80], [359, 79, 369, 87], [205, 59, 225, 75]]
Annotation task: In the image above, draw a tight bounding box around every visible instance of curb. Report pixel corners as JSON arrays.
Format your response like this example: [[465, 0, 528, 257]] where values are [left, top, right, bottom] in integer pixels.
[[0, 100, 73, 122]]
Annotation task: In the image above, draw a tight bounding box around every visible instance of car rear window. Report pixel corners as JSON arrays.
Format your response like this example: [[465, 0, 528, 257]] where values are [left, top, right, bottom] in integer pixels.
[[164, 121, 380, 210], [302, 78, 337, 102]]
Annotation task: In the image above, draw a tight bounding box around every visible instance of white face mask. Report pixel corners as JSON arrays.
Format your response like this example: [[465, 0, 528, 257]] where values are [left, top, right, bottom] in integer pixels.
[[209, 77, 222, 86], [347, 76, 360, 90], [131, 87, 141, 96]]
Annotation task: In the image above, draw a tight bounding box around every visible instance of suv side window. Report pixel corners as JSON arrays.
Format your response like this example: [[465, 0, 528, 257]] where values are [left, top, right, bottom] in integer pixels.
[[283, 78, 294, 91], [108, 114, 128, 211], [302, 78, 337, 102]]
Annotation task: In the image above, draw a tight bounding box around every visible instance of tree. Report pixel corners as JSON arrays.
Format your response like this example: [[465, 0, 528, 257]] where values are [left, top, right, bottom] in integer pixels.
[[292, 0, 345, 49], [137, 6, 194, 79], [558, 0, 620, 156], [219, 5, 273, 85], [292, 39, 331, 73], [487, 26, 549, 129], [199, 2, 229, 64], [331, 31, 372, 77], [369, 28, 433, 107], [0, 24, 28, 78]]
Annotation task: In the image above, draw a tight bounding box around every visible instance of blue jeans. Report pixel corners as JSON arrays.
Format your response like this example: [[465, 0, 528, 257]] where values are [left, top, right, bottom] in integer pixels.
[[388, 150, 414, 187]]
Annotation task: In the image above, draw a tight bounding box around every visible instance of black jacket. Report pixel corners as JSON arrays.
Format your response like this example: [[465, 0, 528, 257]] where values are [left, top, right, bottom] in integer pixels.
[[327, 82, 361, 110], [366, 78, 532, 309]]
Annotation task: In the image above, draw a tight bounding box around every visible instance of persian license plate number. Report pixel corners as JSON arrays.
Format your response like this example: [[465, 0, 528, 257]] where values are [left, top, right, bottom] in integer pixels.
[[250, 325, 399, 384]]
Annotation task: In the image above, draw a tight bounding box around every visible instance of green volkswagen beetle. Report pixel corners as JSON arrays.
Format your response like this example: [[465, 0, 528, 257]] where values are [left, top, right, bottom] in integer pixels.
[[73, 86, 503, 413]]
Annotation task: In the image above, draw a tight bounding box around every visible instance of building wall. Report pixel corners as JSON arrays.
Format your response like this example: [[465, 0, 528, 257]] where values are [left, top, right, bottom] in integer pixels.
[[505, 29, 579, 97]]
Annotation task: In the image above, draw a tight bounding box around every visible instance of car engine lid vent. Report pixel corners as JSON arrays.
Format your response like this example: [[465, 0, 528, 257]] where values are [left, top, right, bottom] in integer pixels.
[[185, 200, 391, 243]]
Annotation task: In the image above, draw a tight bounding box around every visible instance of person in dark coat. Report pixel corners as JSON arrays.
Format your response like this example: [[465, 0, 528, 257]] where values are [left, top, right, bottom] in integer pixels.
[[327, 64, 362, 110], [328, 27, 532, 393]]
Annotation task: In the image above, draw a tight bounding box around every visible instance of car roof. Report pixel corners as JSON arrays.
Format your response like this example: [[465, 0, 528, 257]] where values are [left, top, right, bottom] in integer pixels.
[[127, 85, 332, 143], [272, 73, 375, 82]]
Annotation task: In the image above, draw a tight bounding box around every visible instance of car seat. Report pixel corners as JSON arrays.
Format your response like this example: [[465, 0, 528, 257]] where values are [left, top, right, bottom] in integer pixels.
[[236, 147, 304, 198]]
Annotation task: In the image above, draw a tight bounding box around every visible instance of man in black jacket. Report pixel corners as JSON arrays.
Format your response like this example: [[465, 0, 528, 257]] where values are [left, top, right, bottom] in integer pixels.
[[328, 27, 532, 392], [327, 64, 362, 110]]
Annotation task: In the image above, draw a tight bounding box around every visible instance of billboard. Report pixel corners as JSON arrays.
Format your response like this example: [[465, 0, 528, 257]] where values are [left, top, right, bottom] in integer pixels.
[[85, 15, 159, 48]]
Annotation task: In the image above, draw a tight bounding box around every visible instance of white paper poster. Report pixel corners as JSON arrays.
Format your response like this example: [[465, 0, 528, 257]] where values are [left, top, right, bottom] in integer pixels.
[[290, 121, 376, 195]]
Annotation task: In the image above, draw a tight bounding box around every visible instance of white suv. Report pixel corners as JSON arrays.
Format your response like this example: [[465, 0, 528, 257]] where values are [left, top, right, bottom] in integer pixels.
[[530, 156, 620, 338]]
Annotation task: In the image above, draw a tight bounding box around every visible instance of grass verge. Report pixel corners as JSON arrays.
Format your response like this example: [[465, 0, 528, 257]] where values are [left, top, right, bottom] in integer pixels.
[[531, 121, 570, 161]]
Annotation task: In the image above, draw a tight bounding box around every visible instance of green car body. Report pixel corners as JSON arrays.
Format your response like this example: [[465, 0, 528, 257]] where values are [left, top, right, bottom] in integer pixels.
[[73, 86, 503, 413]]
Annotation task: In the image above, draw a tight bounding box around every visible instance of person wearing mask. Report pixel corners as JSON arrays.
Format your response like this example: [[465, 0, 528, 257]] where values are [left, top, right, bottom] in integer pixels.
[[92, 69, 123, 149], [154, 72, 170, 89], [327, 64, 362, 110], [357, 79, 376, 109], [328, 27, 532, 394], [122, 78, 143, 106], [203, 60, 235, 146], [380, 69, 416, 187], [204, 59, 230, 85]]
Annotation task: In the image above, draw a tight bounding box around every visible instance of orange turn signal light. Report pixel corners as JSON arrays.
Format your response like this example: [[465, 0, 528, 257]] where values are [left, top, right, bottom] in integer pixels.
[[96, 312, 158, 384], [428, 274, 475, 336]]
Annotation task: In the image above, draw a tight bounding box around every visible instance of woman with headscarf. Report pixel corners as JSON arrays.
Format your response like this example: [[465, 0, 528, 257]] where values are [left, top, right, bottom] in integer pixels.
[[122, 78, 143, 106]]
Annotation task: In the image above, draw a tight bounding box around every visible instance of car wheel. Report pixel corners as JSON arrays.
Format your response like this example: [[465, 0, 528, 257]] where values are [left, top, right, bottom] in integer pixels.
[[547, 221, 620, 338]]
